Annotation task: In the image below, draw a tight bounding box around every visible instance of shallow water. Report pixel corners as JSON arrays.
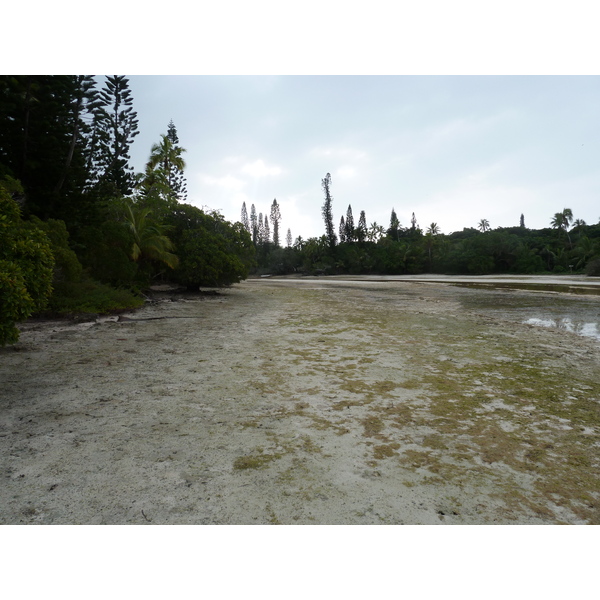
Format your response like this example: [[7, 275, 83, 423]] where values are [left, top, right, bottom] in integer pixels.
[[523, 317, 600, 341], [453, 286, 600, 342]]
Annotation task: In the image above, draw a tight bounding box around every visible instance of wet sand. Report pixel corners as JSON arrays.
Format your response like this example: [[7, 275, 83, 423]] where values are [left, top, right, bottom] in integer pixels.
[[1, 276, 599, 524]]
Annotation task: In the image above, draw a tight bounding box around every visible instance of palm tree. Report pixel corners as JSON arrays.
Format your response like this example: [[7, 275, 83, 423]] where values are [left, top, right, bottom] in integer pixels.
[[550, 208, 574, 248], [367, 222, 385, 243], [146, 134, 186, 202], [572, 236, 596, 270], [478, 218, 490, 232], [572, 218, 587, 241], [124, 202, 179, 271]]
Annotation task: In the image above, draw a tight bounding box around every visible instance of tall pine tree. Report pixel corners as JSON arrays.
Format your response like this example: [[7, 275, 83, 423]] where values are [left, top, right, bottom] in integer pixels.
[[388, 208, 400, 240], [0, 75, 92, 219], [270, 198, 281, 247], [339, 215, 346, 243], [345, 204, 355, 242], [96, 76, 139, 196], [166, 120, 188, 202], [250, 204, 258, 244], [241, 202, 250, 233], [321, 172, 336, 249], [357, 210, 367, 243]]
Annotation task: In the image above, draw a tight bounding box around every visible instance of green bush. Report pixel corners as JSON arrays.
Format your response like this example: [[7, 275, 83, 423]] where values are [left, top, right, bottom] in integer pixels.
[[28, 216, 83, 283], [174, 228, 250, 288], [585, 258, 600, 277], [0, 188, 54, 345], [45, 277, 145, 315], [168, 204, 255, 288], [79, 221, 139, 288]]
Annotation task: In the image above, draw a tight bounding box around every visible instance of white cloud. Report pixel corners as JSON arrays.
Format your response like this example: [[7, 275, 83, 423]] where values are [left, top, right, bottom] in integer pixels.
[[241, 159, 283, 178], [199, 173, 245, 192]]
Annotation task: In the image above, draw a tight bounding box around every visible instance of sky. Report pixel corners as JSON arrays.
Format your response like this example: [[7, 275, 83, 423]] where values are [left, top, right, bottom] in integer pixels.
[[125, 75, 600, 241]]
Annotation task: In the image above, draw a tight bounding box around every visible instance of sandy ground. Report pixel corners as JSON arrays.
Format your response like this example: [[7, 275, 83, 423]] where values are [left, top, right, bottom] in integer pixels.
[[1, 275, 599, 524]]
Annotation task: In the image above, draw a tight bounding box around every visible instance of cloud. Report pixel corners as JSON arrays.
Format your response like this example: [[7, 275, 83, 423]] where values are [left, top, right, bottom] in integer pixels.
[[199, 173, 245, 192], [241, 159, 283, 178]]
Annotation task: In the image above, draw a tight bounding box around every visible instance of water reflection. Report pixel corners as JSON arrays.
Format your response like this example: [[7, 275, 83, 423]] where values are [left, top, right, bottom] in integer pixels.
[[524, 318, 600, 341], [452, 286, 600, 343]]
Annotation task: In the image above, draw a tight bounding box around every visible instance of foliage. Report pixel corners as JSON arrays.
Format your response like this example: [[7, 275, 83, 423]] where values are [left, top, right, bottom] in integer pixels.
[[0, 187, 54, 344], [79, 218, 139, 288], [586, 258, 600, 277], [123, 201, 179, 270], [251, 210, 600, 278], [27, 217, 83, 283], [167, 203, 255, 288], [45, 277, 144, 315], [165, 120, 188, 202], [95, 76, 140, 195]]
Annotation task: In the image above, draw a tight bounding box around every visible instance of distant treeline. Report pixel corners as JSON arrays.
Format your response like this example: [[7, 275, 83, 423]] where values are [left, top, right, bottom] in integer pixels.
[[247, 175, 600, 278]]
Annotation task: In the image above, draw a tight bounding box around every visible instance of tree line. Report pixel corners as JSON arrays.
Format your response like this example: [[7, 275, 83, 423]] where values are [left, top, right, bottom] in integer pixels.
[[248, 173, 600, 278], [1, 75, 255, 344]]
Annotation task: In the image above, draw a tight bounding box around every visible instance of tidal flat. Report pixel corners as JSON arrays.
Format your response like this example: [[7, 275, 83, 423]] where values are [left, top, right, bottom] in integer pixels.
[[1, 275, 599, 524]]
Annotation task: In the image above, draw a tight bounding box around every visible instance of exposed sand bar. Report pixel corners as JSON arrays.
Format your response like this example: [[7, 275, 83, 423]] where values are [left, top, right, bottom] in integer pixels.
[[1, 276, 599, 524]]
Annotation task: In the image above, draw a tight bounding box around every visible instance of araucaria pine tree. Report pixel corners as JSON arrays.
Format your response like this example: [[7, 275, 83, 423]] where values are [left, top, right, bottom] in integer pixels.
[[270, 198, 282, 247], [388, 208, 400, 240], [345, 205, 355, 242], [264, 215, 270, 243], [250, 204, 258, 244], [145, 133, 186, 204], [258, 212, 264, 244], [357, 210, 367, 242], [286, 228, 292, 248], [96, 75, 139, 195], [339, 216, 346, 243], [321, 172, 336, 249], [165, 120, 188, 202], [241, 202, 250, 233]]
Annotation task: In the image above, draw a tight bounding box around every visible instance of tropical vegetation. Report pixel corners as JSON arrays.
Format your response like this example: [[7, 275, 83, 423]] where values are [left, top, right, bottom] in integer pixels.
[[0, 75, 254, 344]]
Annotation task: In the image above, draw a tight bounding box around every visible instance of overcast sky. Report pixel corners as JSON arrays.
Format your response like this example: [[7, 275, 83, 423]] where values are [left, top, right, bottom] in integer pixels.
[[126, 75, 599, 241], [8, 1, 600, 243]]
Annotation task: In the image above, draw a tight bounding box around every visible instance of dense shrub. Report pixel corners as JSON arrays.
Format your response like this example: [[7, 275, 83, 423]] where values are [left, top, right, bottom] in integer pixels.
[[585, 258, 600, 277], [168, 204, 255, 288], [79, 221, 139, 288], [44, 277, 145, 315], [27, 216, 83, 283], [0, 188, 54, 344]]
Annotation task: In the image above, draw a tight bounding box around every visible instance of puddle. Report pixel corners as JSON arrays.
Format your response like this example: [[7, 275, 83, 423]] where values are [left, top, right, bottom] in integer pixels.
[[452, 287, 600, 343], [524, 318, 600, 341]]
